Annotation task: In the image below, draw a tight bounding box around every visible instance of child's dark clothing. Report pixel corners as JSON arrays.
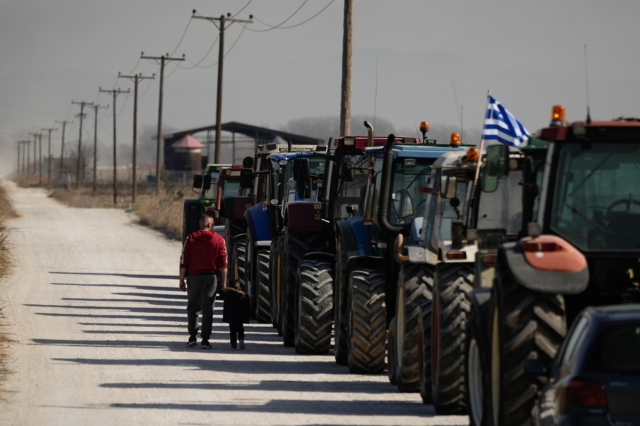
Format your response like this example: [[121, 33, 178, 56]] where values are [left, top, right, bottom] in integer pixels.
[[223, 287, 250, 348]]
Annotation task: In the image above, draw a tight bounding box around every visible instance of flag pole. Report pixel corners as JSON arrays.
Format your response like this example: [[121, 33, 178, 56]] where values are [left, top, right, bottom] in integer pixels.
[[471, 89, 491, 195]]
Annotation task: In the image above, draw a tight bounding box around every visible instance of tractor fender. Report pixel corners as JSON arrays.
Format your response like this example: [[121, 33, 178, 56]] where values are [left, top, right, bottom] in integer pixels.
[[499, 238, 589, 295], [285, 201, 322, 233], [302, 251, 336, 265], [336, 216, 373, 261], [244, 203, 271, 244], [346, 255, 387, 279], [221, 195, 251, 220], [231, 232, 247, 244], [468, 288, 492, 352]]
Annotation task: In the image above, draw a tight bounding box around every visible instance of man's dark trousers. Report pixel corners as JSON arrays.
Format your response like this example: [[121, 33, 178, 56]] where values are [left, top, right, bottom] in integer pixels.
[[187, 274, 217, 341]]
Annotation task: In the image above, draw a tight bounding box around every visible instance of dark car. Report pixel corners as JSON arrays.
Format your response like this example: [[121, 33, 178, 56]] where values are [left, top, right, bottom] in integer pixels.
[[527, 305, 640, 426]]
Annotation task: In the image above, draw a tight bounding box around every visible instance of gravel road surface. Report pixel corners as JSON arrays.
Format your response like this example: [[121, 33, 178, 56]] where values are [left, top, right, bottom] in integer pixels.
[[0, 182, 467, 425]]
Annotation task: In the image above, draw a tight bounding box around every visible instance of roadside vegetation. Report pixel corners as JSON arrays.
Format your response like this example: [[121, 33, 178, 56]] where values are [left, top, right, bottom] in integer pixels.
[[0, 182, 18, 396]]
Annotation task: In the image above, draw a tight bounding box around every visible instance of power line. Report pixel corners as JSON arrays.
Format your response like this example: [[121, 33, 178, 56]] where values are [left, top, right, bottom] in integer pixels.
[[180, 34, 220, 69], [250, 0, 308, 32], [169, 17, 193, 56], [249, 0, 334, 31], [232, 0, 253, 18], [179, 23, 246, 70]]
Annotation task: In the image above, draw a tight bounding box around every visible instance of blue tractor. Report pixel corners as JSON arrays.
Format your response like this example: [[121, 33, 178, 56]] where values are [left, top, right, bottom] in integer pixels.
[[242, 150, 326, 324], [336, 131, 467, 374]]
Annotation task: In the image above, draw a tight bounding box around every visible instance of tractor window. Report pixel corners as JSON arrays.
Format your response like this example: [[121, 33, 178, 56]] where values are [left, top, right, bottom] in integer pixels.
[[477, 171, 523, 235], [334, 154, 369, 220], [551, 142, 640, 251], [221, 179, 241, 197], [388, 158, 433, 226], [434, 180, 468, 244]]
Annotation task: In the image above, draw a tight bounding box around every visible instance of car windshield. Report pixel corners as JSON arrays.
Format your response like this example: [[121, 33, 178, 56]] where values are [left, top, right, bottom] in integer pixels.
[[389, 158, 434, 226], [587, 322, 640, 374], [551, 142, 640, 251]]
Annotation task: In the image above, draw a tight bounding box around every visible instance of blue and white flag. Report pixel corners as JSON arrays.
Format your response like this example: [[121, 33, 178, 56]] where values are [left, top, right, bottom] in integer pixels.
[[483, 96, 530, 148]]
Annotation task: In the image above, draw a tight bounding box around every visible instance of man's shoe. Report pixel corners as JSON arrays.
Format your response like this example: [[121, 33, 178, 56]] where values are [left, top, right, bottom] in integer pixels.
[[239, 340, 245, 350], [201, 340, 211, 350], [187, 337, 197, 348], [231, 344, 237, 350]]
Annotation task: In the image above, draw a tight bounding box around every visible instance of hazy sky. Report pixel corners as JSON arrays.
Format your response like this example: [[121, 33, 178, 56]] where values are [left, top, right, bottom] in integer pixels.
[[2, 0, 640, 175]]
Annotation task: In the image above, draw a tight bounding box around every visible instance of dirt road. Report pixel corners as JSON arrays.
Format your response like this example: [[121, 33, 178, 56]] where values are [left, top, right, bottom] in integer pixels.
[[0, 182, 466, 425]]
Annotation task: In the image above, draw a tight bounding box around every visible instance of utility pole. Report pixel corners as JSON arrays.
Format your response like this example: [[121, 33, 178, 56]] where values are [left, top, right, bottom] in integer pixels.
[[16, 142, 20, 176], [340, 0, 353, 136], [28, 133, 39, 175], [88, 105, 108, 192], [25, 140, 31, 176], [42, 127, 58, 186], [119, 72, 155, 204], [55, 119, 73, 175], [193, 11, 253, 164], [21, 141, 27, 176], [99, 87, 130, 205], [141, 52, 185, 192], [72, 101, 94, 189], [38, 133, 43, 184]]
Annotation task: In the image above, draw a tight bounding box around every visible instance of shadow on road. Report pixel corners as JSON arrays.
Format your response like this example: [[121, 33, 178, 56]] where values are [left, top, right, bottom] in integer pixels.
[[50, 271, 178, 280]]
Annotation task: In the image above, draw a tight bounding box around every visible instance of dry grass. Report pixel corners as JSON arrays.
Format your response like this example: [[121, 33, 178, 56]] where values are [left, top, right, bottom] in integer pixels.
[[134, 188, 189, 241], [0, 182, 16, 397]]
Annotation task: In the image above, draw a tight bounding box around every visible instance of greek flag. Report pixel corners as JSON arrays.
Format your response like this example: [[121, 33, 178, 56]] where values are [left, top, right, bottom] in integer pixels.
[[483, 96, 530, 148]]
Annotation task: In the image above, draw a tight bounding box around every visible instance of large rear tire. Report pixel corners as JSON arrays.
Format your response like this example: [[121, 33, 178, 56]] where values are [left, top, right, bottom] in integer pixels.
[[417, 299, 433, 405], [270, 234, 283, 331], [387, 317, 399, 386], [347, 268, 386, 374], [282, 230, 324, 347], [465, 302, 487, 426], [431, 263, 473, 414], [333, 235, 349, 365], [395, 263, 434, 392], [294, 259, 333, 354], [236, 239, 247, 289], [489, 263, 566, 426], [256, 249, 271, 323]]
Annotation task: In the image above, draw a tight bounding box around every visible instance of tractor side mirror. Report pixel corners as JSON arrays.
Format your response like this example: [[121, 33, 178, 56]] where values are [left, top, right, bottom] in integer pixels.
[[242, 156, 254, 169], [486, 144, 509, 179], [394, 189, 414, 219], [341, 161, 355, 182], [192, 175, 203, 189], [240, 169, 254, 189], [441, 169, 457, 199], [293, 158, 310, 184], [202, 175, 212, 191]]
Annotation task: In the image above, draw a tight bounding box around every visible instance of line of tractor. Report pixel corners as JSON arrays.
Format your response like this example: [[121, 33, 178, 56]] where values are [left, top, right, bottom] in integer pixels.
[[183, 106, 640, 426]]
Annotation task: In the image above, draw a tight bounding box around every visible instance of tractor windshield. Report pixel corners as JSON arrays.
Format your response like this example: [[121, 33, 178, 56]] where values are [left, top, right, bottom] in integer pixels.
[[281, 156, 326, 204], [477, 170, 523, 235], [334, 154, 369, 220], [221, 179, 241, 196], [551, 142, 640, 251], [388, 158, 434, 226]]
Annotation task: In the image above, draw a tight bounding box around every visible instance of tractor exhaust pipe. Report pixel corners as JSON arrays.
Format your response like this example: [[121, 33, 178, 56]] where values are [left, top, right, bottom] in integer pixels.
[[364, 121, 374, 147], [378, 134, 403, 234]]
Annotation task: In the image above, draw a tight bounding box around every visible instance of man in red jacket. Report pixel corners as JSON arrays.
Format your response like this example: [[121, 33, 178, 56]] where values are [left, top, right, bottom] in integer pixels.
[[179, 215, 228, 349]]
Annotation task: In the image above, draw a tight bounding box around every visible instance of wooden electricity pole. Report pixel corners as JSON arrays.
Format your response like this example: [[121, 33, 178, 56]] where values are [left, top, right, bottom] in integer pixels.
[[71, 101, 94, 189], [28, 133, 39, 175], [89, 105, 108, 192], [340, 0, 353, 136], [42, 127, 58, 186], [16, 142, 20, 176], [119, 72, 155, 204], [140, 53, 184, 192], [55, 119, 73, 174], [99, 88, 130, 205], [192, 11, 253, 163]]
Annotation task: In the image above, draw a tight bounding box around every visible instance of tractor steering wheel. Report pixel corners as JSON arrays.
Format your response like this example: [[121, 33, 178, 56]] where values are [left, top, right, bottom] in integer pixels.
[[606, 198, 640, 217]]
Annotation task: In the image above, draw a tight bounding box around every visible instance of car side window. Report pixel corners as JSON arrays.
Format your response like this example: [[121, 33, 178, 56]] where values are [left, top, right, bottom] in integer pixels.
[[560, 316, 589, 376]]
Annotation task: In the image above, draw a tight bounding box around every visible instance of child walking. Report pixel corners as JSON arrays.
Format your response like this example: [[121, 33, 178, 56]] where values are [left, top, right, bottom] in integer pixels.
[[223, 281, 250, 349]]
